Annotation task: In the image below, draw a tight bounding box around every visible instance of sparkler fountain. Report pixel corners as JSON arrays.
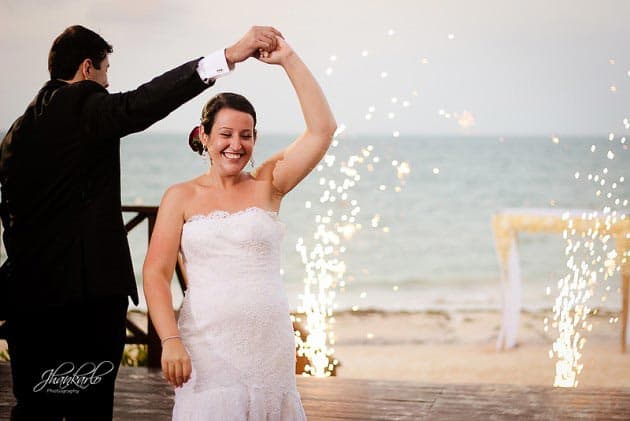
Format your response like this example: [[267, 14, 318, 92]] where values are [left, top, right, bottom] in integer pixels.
[[293, 123, 412, 376], [550, 126, 629, 387], [292, 31, 461, 376]]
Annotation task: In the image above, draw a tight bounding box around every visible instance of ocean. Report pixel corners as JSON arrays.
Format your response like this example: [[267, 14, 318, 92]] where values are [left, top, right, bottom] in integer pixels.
[[118, 132, 629, 313], [0, 130, 625, 312]]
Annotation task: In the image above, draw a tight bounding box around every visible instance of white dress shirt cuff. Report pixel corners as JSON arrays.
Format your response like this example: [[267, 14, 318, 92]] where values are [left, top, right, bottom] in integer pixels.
[[197, 49, 231, 84]]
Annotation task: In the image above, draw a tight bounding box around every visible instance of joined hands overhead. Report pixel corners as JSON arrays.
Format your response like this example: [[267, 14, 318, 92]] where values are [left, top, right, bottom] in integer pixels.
[[257, 36, 295, 66], [224, 26, 284, 69]]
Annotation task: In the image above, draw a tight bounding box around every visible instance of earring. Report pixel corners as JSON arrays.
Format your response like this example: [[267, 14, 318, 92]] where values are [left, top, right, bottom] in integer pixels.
[[250, 157, 255, 168], [202, 145, 208, 160]]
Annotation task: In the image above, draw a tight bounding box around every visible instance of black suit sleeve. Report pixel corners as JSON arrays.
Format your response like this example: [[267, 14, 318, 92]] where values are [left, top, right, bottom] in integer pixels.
[[80, 58, 213, 139]]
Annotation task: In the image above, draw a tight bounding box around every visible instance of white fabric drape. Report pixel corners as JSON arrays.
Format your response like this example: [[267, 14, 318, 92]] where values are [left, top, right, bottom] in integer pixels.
[[492, 208, 629, 351]]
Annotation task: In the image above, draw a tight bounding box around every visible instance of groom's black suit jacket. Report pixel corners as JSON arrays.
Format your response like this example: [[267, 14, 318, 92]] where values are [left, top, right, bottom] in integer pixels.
[[0, 58, 211, 317]]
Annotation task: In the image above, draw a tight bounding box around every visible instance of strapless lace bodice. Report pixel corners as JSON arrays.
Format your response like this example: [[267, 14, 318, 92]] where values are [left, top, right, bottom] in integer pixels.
[[173, 207, 306, 420], [180, 207, 285, 290]]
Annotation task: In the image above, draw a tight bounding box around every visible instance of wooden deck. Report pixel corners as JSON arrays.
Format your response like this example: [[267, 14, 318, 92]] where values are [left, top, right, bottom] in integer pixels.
[[1, 363, 629, 420]]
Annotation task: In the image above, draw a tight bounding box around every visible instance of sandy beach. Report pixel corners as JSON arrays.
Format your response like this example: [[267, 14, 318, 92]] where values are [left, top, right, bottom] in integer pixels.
[[330, 309, 630, 388], [1, 308, 628, 389]]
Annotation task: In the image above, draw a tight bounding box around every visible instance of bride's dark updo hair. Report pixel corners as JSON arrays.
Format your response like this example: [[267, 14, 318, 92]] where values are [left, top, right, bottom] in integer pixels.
[[188, 92, 257, 155]]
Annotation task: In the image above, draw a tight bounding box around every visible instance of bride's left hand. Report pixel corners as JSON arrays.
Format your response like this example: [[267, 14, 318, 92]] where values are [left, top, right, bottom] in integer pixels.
[[257, 36, 295, 66]]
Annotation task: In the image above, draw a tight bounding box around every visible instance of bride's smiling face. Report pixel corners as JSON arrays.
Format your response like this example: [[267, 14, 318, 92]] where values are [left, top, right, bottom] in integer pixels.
[[202, 108, 256, 175]]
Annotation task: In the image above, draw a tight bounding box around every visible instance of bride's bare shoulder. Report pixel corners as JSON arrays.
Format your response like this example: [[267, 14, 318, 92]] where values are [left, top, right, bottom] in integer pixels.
[[161, 179, 199, 205]]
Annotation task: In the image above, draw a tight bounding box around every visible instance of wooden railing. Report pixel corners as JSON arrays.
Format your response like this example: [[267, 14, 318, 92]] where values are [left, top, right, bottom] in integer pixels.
[[122, 205, 187, 368], [0, 206, 187, 368]]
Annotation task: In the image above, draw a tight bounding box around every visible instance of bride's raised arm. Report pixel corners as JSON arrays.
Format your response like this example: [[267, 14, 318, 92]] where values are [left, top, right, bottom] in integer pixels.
[[255, 37, 337, 195]]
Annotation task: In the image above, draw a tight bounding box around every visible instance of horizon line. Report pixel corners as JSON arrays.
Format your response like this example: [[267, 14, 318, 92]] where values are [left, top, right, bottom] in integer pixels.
[[0, 129, 611, 139]]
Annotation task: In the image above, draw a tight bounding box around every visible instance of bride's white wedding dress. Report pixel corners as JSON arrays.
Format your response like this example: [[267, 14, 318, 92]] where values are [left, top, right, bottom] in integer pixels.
[[172, 207, 307, 420]]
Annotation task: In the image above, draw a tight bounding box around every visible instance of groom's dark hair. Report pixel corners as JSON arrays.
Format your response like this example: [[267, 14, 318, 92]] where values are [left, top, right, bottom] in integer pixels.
[[48, 25, 113, 80]]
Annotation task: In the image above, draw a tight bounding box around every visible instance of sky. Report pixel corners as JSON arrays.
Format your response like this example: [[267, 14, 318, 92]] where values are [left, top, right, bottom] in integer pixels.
[[1, 0, 629, 136]]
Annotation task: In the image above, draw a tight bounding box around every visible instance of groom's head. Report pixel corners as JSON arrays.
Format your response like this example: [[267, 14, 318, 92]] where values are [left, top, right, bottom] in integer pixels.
[[48, 25, 113, 88]]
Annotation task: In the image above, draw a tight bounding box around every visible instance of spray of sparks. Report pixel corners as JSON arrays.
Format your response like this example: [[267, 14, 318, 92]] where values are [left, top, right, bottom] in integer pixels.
[[296, 28, 627, 385], [293, 123, 411, 376], [294, 43, 418, 375], [548, 121, 629, 387], [294, 26, 471, 376]]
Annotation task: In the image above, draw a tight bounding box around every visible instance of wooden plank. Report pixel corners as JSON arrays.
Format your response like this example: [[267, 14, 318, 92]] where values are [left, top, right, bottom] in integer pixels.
[[123, 213, 146, 233], [1, 363, 630, 420], [428, 383, 630, 420]]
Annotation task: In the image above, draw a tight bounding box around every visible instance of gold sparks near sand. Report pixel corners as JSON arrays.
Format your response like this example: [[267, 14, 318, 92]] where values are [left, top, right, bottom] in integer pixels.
[[294, 27, 475, 375], [294, 122, 411, 376], [550, 130, 629, 388], [296, 28, 466, 376], [295, 41, 414, 374]]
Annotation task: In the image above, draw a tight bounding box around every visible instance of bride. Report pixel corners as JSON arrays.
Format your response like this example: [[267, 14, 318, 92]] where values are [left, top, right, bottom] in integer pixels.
[[143, 35, 336, 420]]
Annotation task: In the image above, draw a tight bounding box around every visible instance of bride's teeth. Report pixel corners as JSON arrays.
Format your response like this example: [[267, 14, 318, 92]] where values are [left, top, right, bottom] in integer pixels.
[[224, 152, 241, 159]]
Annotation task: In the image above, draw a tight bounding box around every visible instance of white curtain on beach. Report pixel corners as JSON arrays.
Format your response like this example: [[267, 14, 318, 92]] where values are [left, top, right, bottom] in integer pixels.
[[492, 208, 630, 351]]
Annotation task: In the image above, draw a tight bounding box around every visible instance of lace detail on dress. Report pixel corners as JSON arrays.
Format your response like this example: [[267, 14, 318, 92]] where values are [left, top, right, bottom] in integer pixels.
[[185, 206, 279, 224], [174, 205, 305, 420]]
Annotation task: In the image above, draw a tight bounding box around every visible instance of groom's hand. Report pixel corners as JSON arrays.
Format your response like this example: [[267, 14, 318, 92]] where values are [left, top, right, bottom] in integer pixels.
[[225, 26, 283, 69]]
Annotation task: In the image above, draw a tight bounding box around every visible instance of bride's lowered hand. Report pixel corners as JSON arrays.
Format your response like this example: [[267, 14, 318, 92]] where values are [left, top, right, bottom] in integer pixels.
[[161, 338, 192, 388]]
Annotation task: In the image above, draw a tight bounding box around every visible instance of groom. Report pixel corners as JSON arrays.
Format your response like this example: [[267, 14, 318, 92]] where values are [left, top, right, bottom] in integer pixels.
[[0, 24, 281, 420]]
